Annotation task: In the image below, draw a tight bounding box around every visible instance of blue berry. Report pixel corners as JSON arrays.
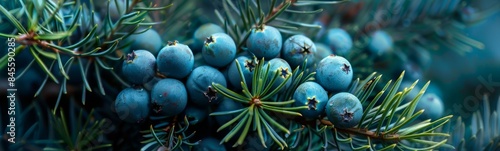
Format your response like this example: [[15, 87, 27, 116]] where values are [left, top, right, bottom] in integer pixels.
[[193, 137, 227, 151], [416, 93, 444, 120], [367, 30, 393, 55], [323, 28, 352, 55], [227, 56, 257, 89], [315, 55, 353, 92], [214, 97, 244, 126], [151, 78, 188, 117], [125, 29, 163, 55], [282, 35, 317, 68], [122, 50, 156, 85], [202, 33, 237, 67], [157, 41, 194, 79], [246, 25, 282, 59], [265, 58, 292, 92], [114, 88, 150, 123], [326, 92, 363, 129], [186, 66, 227, 106], [293, 82, 328, 120], [192, 23, 225, 52]]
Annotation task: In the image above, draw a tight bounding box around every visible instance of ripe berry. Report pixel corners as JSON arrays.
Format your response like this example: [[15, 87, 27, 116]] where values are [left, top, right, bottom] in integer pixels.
[[192, 23, 225, 52], [202, 33, 237, 67], [186, 66, 227, 106], [293, 82, 328, 120], [151, 78, 188, 117], [323, 28, 352, 55], [282, 35, 317, 68], [367, 30, 393, 56], [246, 25, 282, 59], [227, 56, 257, 89], [157, 41, 194, 79], [193, 137, 227, 151], [214, 97, 244, 126], [121, 50, 156, 85], [124, 29, 163, 55], [326, 92, 363, 129], [315, 55, 353, 92], [265, 58, 292, 91], [416, 93, 444, 120], [114, 88, 150, 123]]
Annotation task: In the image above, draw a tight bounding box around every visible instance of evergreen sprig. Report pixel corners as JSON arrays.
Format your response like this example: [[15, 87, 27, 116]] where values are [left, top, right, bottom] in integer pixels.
[[442, 95, 500, 151], [210, 57, 309, 149], [276, 72, 453, 150], [213, 0, 345, 51], [45, 107, 111, 150], [141, 116, 200, 151], [0, 0, 171, 110]]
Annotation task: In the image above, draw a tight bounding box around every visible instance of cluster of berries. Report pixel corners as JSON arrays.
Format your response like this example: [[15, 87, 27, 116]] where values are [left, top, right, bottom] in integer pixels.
[[114, 23, 370, 149]]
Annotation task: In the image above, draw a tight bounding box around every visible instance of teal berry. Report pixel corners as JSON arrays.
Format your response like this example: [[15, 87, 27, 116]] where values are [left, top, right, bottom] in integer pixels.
[[416, 93, 444, 120], [265, 58, 292, 92], [228, 56, 257, 90], [157, 41, 194, 79], [293, 82, 328, 120], [121, 50, 156, 85], [367, 30, 393, 56], [282, 35, 317, 68], [186, 66, 227, 106], [151, 78, 188, 117], [193, 137, 227, 151], [323, 28, 352, 55], [192, 23, 225, 52], [326, 92, 363, 129], [214, 97, 244, 126], [315, 55, 353, 92], [124, 29, 163, 55], [114, 87, 150, 123], [246, 25, 282, 59], [202, 33, 237, 67]]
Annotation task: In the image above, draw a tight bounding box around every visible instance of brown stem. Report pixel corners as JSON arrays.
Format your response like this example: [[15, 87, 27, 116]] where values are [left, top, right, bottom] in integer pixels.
[[16, 31, 67, 54], [263, 0, 298, 24], [320, 119, 400, 143]]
